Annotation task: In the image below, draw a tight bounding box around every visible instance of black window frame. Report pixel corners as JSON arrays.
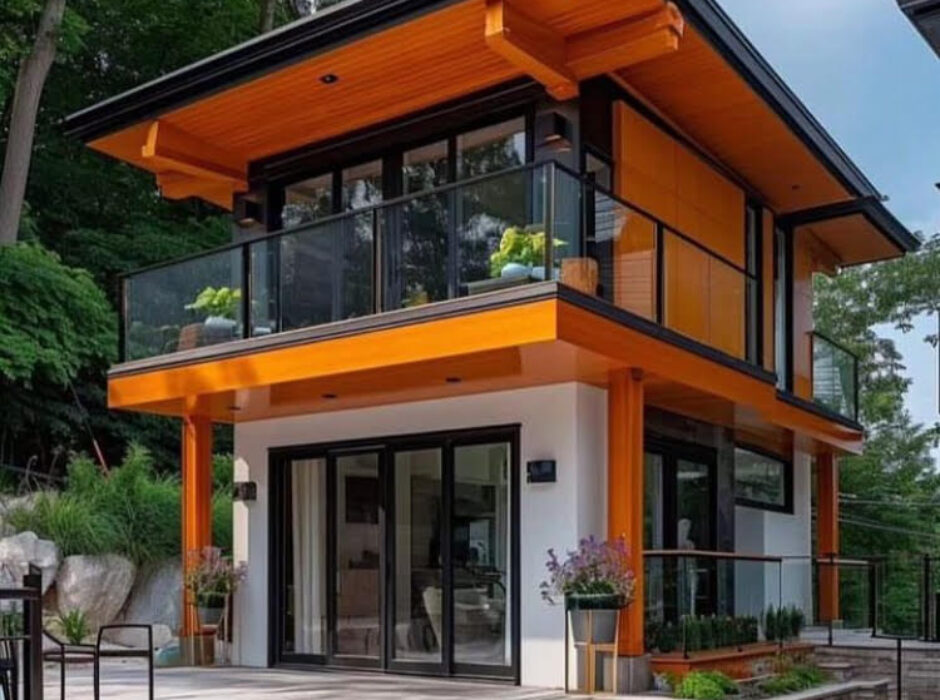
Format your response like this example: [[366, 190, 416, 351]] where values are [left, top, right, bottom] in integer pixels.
[[733, 443, 794, 514], [267, 424, 522, 683]]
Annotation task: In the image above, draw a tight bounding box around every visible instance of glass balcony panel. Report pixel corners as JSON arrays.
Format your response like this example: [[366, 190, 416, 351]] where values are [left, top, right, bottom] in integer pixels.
[[387, 191, 451, 310], [592, 195, 657, 319], [279, 215, 374, 332], [124, 247, 243, 361], [812, 333, 858, 420], [457, 167, 543, 297], [249, 238, 278, 337]]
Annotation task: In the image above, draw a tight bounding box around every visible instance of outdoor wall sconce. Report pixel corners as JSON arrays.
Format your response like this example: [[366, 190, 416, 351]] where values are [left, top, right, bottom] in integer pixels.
[[233, 481, 258, 502], [535, 112, 572, 152], [234, 198, 263, 228], [527, 460, 557, 483]]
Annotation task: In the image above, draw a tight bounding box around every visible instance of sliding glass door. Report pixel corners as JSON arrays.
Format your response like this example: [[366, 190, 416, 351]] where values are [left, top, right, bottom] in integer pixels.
[[271, 428, 519, 681]]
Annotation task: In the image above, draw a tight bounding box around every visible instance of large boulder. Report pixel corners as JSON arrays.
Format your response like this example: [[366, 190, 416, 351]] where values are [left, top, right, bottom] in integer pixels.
[[56, 554, 136, 630], [0, 531, 59, 593], [107, 558, 181, 648]]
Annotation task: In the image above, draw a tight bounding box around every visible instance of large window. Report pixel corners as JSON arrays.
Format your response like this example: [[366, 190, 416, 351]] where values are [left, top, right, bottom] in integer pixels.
[[277, 115, 529, 229], [734, 446, 792, 512]]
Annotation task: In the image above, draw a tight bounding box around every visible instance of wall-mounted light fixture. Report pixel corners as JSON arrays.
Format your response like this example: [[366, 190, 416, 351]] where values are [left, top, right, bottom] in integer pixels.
[[535, 112, 572, 152], [233, 481, 258, 502], [526, 460, 557, 484], [234, 198, 263, 228]]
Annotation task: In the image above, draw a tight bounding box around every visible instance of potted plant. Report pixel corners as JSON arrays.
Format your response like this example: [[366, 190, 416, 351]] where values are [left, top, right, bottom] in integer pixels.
[[489, 227, 566, 281], [184, 547, 247, 627], [540, 536, 635, 645]]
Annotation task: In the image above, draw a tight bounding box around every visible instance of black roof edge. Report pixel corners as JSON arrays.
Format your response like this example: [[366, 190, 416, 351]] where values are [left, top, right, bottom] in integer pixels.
[[63, 0, 462, 142], [677, 0, 882, 200], [898, 0, 940, 57], [778, 196, 921, 254], [66, 0, 888, 207]]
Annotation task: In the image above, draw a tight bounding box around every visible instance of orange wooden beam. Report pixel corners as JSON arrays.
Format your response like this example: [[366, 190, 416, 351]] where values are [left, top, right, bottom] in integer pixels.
[[181, 411, 214, 638], [484, 0, 578, 100], [608, 369, 645, 656], [567, 4, 684, 78], [817, 452, 840, 622], [485, 1, 683, 99]]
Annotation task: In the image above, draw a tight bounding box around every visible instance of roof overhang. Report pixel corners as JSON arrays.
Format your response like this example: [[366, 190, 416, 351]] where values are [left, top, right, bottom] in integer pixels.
[[63, 0, 918, 260], [899, 0, 940, 57], [778, 196, 921, 266]]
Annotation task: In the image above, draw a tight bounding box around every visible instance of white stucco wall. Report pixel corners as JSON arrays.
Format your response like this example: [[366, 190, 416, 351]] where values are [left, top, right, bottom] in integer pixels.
[[231, 382, 608, 688], [733, 448, 813, 618]]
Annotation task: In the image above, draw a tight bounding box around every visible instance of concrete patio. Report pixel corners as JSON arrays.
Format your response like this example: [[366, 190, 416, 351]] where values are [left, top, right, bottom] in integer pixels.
[[45, 665, 573, 699]]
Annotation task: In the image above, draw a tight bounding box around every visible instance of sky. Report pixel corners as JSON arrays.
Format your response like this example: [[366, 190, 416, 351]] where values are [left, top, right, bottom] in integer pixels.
[[718, 0, 940, 439]]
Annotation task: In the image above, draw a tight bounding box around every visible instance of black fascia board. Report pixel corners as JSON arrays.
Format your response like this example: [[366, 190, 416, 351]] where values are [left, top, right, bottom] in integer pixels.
[[778, 196, 921, 254], [67, 0, 889, 210], [899, 0, 940, 58]]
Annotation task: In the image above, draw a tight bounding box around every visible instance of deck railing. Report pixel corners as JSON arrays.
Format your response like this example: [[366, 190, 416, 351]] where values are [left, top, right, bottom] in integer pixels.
[[119, 160, 758, 364], [811, 331, 860, 421]]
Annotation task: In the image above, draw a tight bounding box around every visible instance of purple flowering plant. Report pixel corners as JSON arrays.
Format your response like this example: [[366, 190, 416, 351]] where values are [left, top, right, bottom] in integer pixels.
[[184, 547, 247, 607], [539, 535, 636, 605]]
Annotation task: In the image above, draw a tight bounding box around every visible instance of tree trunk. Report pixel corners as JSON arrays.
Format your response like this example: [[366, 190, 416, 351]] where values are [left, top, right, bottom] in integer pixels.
[[0, 0, 67, 246], [259, 0, 278, 33]]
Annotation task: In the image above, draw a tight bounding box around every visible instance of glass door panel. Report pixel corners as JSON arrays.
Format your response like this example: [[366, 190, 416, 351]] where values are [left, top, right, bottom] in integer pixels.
[[452, 442, 511, 669], [644, 453, 666, 625], [283, 458, 328, 656], [676, 458, 716, 618], [333, 452, 382, 660], [391, 448, 444, 665]]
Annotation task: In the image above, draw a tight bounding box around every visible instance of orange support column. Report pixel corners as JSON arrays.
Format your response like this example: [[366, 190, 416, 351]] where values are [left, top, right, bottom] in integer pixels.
[[817, 452, 840, 623], [608, 369, 645, 657], [181, 413, 214, 638]]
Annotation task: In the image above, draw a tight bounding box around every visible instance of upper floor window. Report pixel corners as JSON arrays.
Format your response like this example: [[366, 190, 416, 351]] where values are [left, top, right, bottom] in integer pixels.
[[774, 227, 791, 390], [745, 202, 762, 366], [277, 115, 529, 229], [457, 117, 526, 179]]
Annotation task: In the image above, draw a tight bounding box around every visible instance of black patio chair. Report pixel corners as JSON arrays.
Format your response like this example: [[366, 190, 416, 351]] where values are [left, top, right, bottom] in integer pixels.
[[0, 634, 17, 700], [42, 628, 98, 700], [94, 624, 154, 700]]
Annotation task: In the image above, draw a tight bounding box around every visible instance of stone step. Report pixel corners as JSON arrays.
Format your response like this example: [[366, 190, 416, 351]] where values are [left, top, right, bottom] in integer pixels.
[[817, 661, 856, 682]]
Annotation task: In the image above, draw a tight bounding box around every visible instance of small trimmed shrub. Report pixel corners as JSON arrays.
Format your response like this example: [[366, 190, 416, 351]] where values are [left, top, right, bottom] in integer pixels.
[[675, 671, 739, 699]]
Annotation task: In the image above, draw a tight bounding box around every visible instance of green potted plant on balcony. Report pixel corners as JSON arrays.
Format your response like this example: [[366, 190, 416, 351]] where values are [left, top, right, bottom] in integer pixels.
[[183, 286, 242, 348], [540, 536, 636, 645], [489, 226, 566, 281]]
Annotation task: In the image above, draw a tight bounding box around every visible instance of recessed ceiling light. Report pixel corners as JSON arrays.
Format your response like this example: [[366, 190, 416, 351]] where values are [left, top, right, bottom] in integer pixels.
[[322, 393, 338, 400], [320, 73, 339, 84], [445, 377, 462, 384]]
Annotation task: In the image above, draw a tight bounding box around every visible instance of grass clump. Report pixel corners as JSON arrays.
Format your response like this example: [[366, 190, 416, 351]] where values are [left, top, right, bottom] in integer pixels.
[[759, 665, 827, 695], [55, 609, 91, 645], [7, 445, 233, 565], [675, 671, 739, 699]]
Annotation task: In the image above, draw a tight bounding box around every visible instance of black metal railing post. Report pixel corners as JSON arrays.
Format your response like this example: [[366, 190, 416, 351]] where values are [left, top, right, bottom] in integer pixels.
[[544, 162, 556, 277], [924, 554, 931, 641], [828, 553, 835, 647], [655, 224, 665, 325], [896, 636, 902, 700], [869, 560, 878, 635], [23, 567, 43, 700], [372, 207, 383, 314], [241, 243, 252, 340]]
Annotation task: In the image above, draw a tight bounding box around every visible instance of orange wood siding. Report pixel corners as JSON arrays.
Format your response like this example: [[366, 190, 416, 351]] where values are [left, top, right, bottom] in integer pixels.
[[614, 101, 746, 358], [791, 229, 837, 400]]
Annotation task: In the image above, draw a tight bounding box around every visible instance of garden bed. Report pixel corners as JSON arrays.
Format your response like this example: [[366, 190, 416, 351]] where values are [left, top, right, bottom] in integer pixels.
[[652, 642, 816, 680]]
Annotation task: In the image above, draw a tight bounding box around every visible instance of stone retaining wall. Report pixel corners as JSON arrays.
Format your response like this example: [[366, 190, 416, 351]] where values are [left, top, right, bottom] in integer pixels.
[[816, 645, 940, 700]]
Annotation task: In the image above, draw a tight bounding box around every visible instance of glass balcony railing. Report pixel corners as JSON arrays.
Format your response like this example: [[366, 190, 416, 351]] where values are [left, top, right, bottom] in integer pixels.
[[120, 161, 758, 365], [811, 331, 859, 421]]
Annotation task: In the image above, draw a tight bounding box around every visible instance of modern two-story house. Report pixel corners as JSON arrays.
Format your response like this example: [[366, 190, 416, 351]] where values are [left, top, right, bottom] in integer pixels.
[[65, 0, 918, 692]]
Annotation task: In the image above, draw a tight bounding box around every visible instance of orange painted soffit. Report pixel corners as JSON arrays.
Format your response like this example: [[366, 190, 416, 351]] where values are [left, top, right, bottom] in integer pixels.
[[484, 0, 684, 99]]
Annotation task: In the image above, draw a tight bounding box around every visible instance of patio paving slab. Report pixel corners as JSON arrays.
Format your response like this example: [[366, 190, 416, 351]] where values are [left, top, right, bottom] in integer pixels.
[[45, 664, 574, 699]]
